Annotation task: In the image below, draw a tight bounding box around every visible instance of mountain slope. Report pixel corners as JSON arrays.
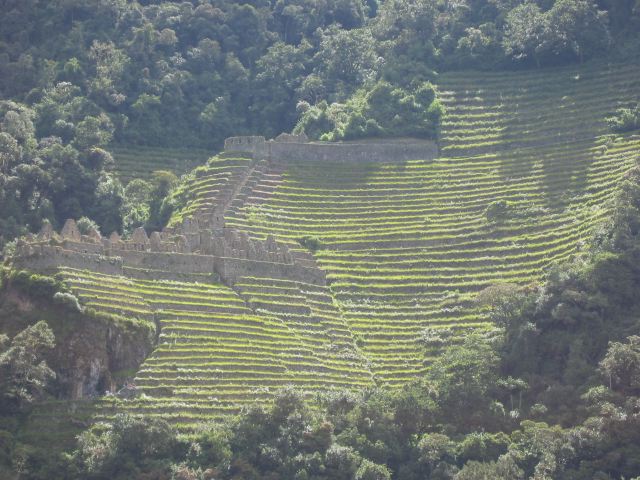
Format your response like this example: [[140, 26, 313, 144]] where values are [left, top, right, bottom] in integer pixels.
[[210, 59, 640, 386]]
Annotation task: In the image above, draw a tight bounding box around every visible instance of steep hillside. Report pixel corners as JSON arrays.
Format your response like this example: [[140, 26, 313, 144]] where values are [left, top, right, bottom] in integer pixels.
[[10, 60, 639, 433], [56, 267, 371, 430], [438, 60, 640, 156], [179, 59, 640, 387]]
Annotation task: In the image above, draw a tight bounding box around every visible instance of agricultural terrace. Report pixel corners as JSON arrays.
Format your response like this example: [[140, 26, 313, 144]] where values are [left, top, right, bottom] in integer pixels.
[[109, 145, 211, 184], [40, 59, 640, 427], [211, 59, 640, 386], [56, 268, 371, 430]]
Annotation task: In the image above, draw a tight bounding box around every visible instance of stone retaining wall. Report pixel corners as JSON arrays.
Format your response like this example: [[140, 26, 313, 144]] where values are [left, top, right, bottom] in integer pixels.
[[214, 256, 326, 286], [13, 244, 325, 288], [224, 135, 438, 163], [12, 245, 124, 276]]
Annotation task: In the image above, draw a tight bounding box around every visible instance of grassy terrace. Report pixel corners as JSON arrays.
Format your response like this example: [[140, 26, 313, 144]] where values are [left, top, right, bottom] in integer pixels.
[[168, 152, 257, 225], [437, 60, 640, 156], [57, 267, 373, 429], [210, 59, 640, 386], [109, 145, 211, 184], [56, 59, 639, 425]]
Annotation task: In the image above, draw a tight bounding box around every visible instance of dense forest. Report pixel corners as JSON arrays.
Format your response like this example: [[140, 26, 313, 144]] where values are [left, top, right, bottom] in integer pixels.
[[2, 1, 640, 479]]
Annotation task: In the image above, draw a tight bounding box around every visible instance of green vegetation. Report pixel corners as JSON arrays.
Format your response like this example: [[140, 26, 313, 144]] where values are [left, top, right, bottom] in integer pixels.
[[298, 235, 324, 252], [0, 97, 121, 251], [7, 163, 639, 478], [294, 81, 443, 141], [0, 102, 188, 251], [49, 268, 370, 428], [2, 1, 640, 478], [1, 269, 155, 336], [0, 321, 55, 411], [484, 200, 512, 223], [607, 103, 640, 133], [191, 59, 638, 388], [109, 146, 211, 185], [0, 0, 638, 250]]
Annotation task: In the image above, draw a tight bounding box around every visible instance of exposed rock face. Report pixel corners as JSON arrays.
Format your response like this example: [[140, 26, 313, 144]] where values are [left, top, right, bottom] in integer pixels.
[[61, 321, 152, 398], [0, 283, 154, 399]]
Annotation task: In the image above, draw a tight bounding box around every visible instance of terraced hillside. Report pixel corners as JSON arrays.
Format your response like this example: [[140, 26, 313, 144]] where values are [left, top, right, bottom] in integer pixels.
[[110, 145, 211, 184], [56, 267, 371, 429], [215, 59, 640, 386], [31, 59, 639, 426]]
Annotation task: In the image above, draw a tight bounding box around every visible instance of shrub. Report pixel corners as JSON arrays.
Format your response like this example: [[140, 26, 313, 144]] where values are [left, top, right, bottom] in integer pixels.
[[355, 458, 391, 480], [52, 292, 82, 312], [1, 240, 16, 259], [294, 81, 443, 141], [607, 104, 640, 133], [298, 236, 323, 252], [419, 327, 455, 348], [76, 216, 100, 236], [71, 414, 177, 478], [485, 200, 511, 223], [9, 271, 66, 298]]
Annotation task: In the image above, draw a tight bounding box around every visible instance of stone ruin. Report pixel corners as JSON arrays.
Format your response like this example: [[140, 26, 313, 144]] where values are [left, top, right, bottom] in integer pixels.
[[21, 215, 294, 264], [11, 131, 438, 288], [224, 132, 438, 164], [13, 212, 323, 287]]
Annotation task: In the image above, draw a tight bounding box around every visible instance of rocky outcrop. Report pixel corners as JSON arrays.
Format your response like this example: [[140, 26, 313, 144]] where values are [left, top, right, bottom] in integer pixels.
[[0, 280, 155, 399]]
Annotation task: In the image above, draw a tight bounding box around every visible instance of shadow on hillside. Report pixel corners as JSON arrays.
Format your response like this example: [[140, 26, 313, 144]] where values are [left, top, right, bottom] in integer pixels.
[[284, 158, 410, 190], [541, 143, 595, 210]]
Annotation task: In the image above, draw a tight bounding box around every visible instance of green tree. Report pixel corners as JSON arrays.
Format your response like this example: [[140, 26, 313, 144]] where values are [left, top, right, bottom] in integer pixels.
[[543, 0, 610, 63], [314, 26, 379, 99], [122, 179, 152, 235], [0, 132, 20, 174], [373, 0, 437, 83], [598, 335, 640, 394], [426, 334, 502, 429], [503, 3, 547, 67], [455, 454, 524, 480], [145, 170, 178, 232], [251, 41, 311, 136], [87, 40, 129, 103], [90, 174, 124, 235], [0, 321, 55, 410], [72, 414, 177, 479], [354, 458, 392, 480], [73, 114, 114, 150]]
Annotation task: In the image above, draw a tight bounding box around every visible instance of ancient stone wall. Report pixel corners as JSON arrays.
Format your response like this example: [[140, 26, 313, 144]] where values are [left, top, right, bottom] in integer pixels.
[[224, 134, 438, 164], [9, 132, 400, 292], [214, 256, 325, 286], [115, 250, 216, 276], [269, 139, 438, 164], [224, 136, 268, 158], [12, 244, 124, 276], [12, 216, 323, 289]]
